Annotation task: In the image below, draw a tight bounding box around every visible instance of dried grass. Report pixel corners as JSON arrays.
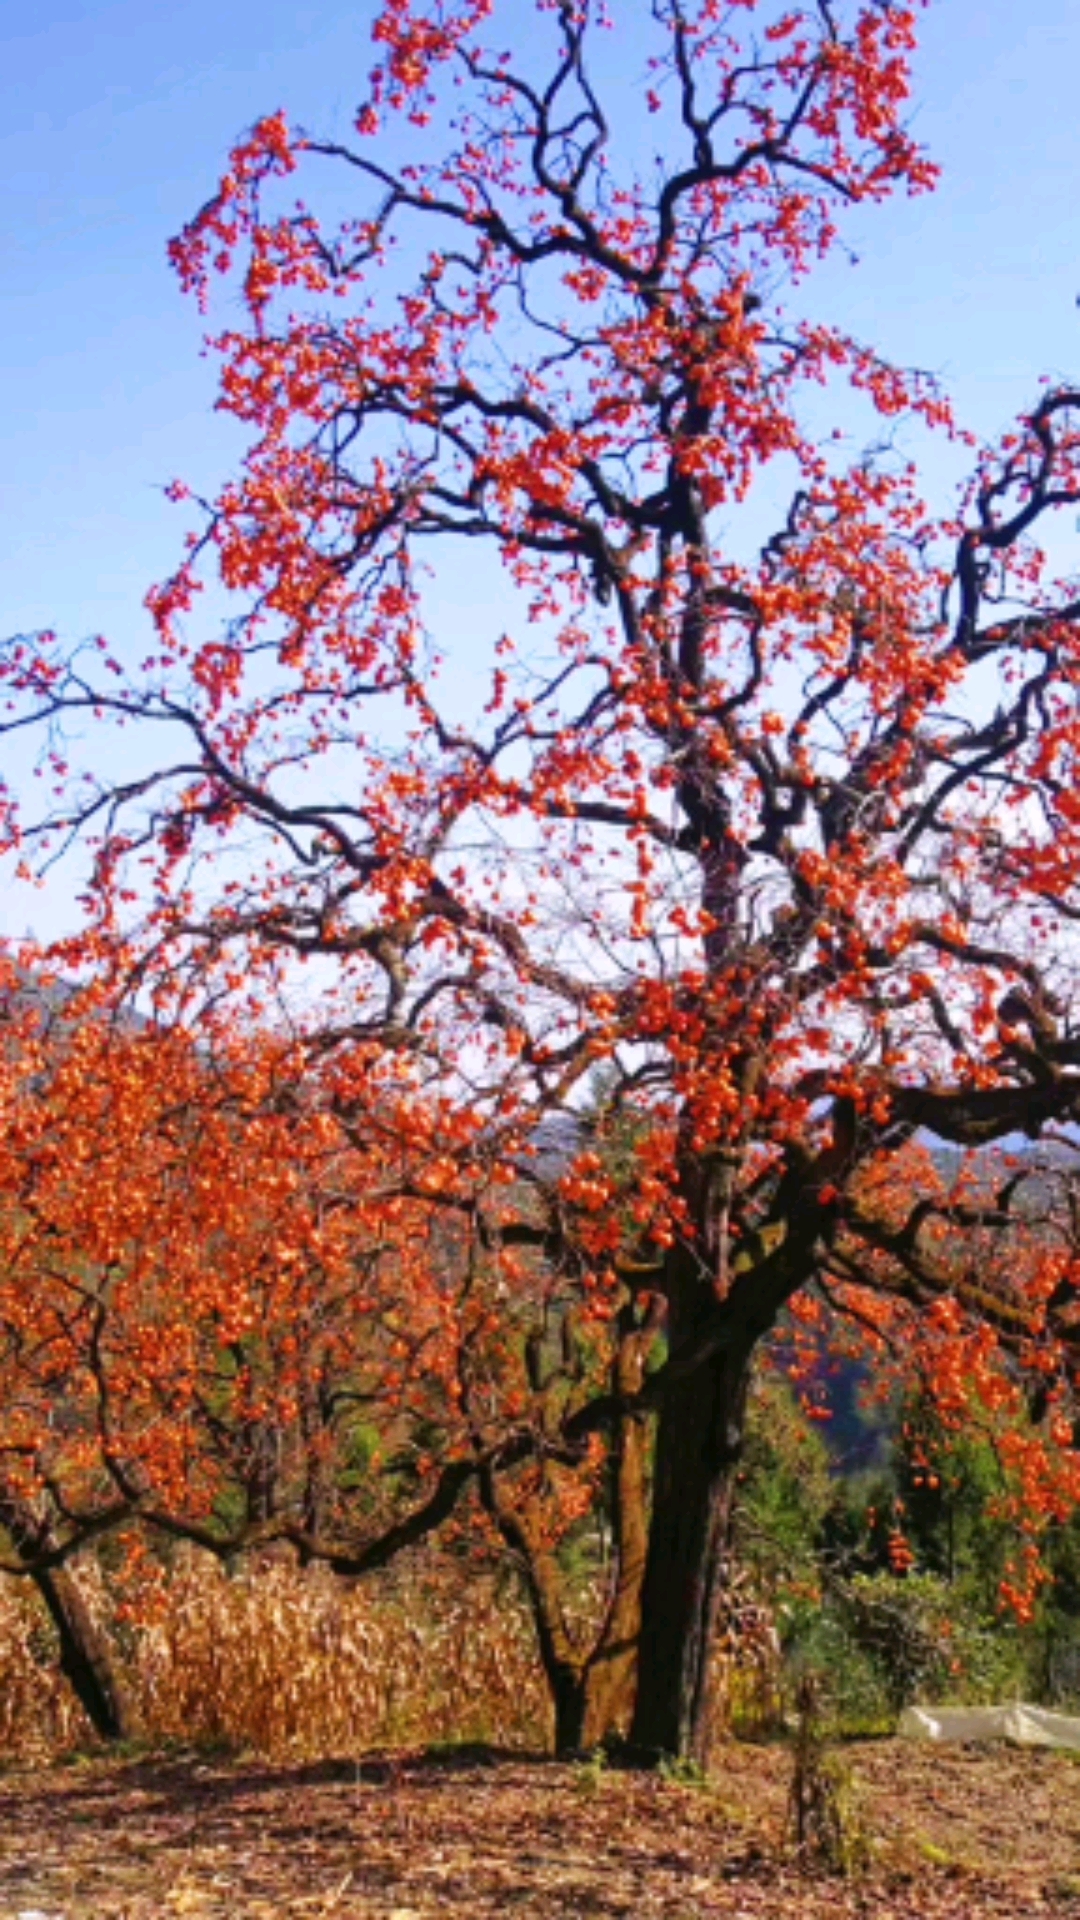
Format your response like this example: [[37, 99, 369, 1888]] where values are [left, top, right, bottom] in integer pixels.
[[0, 1549, 551, 1762], [0, 1547, 786, 1765], [0, 1578, 89, 1760]]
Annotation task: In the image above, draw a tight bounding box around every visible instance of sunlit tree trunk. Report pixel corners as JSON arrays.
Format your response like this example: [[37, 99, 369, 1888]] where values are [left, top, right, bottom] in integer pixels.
[[578, 1308, 652, 1750], [480, 1301, 657, 1755]]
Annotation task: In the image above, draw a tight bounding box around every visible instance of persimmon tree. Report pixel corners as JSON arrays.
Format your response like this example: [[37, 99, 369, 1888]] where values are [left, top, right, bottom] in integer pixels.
[[0, 971, 550, 1729], [6, 0, 1080, 1761], [0, 972, 144, 1737], [0, 959, 647, 1750], [814, 1140, 1080, 1618]]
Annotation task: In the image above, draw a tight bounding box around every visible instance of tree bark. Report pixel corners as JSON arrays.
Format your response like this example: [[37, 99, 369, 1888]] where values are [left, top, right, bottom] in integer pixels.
[[627, 1134, 839, 1764], [31, 1562, 138, 1743], [479, 1294, 659, 1756], [578, 1310, 653, 1750], [629, 1341, 750, 1764]]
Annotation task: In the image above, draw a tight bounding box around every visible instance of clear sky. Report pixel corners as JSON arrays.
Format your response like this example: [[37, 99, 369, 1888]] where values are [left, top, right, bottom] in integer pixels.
[[3, 0, 1078, 644], [0, 0, 1078, 936]]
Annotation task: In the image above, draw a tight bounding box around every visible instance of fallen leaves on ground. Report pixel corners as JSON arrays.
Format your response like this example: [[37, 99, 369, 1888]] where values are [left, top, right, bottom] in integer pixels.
[[0, 1739, 1079, 1918]]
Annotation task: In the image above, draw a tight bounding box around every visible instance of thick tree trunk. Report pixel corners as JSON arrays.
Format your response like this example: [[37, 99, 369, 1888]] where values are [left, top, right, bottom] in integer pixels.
[[32, 1563, 138, 1742], [627, 1129, 831, 1764], [629, 1342, 750, 1764]]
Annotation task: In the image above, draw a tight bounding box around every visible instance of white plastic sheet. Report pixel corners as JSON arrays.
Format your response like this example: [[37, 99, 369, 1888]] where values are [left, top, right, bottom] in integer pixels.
[[898, 1703, 1080, 1750]]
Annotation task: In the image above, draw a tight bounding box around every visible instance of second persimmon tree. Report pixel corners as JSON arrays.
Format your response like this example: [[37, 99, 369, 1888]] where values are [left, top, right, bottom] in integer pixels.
[[6, 0, 1080, 1761]]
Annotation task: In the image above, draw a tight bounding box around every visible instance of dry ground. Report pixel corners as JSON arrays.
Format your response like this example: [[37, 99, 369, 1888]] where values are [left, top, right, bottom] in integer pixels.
[[0, 1738, 1078, 1918]]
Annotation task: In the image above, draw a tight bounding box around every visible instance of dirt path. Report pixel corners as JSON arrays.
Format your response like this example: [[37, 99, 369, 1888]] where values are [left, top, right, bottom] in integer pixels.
[[0, 1740, 1078, 1917]]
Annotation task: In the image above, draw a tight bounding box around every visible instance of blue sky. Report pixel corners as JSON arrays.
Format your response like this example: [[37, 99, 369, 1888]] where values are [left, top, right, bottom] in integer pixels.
[[0, 0, 1078, 938], [2, 0, 1078, 647]]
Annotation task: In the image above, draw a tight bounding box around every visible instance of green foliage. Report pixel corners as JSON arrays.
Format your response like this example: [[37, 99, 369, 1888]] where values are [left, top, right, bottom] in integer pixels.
[[732, 1371, 1080, 1732], [657, 1753, 709, 1789], [835, 1572, 1021, 1715], [737, 1378, 835, 1579], [572, 1746, 609, 1795]]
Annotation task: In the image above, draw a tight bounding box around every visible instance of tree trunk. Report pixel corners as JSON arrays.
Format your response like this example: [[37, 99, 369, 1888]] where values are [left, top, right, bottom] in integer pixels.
[[629, 1341, 750, 1764], [551, 1660, 587, 1754], [627, 1133, 831, 1764], [32, 1563, 138, 1743], [481, 1300, 657, 1757], [578, 1312, 653, 1750]]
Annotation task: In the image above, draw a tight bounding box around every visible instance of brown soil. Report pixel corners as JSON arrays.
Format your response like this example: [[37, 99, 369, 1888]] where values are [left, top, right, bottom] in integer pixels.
[[0, 1738, 1078, 1917]]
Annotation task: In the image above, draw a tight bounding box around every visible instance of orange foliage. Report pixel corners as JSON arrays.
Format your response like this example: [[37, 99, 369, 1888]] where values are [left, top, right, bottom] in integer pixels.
[[3, 0, 1080, 1740]]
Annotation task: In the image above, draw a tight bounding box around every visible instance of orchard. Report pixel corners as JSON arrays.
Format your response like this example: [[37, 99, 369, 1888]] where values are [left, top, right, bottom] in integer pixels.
[[4, 0, 1080, 1771]]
